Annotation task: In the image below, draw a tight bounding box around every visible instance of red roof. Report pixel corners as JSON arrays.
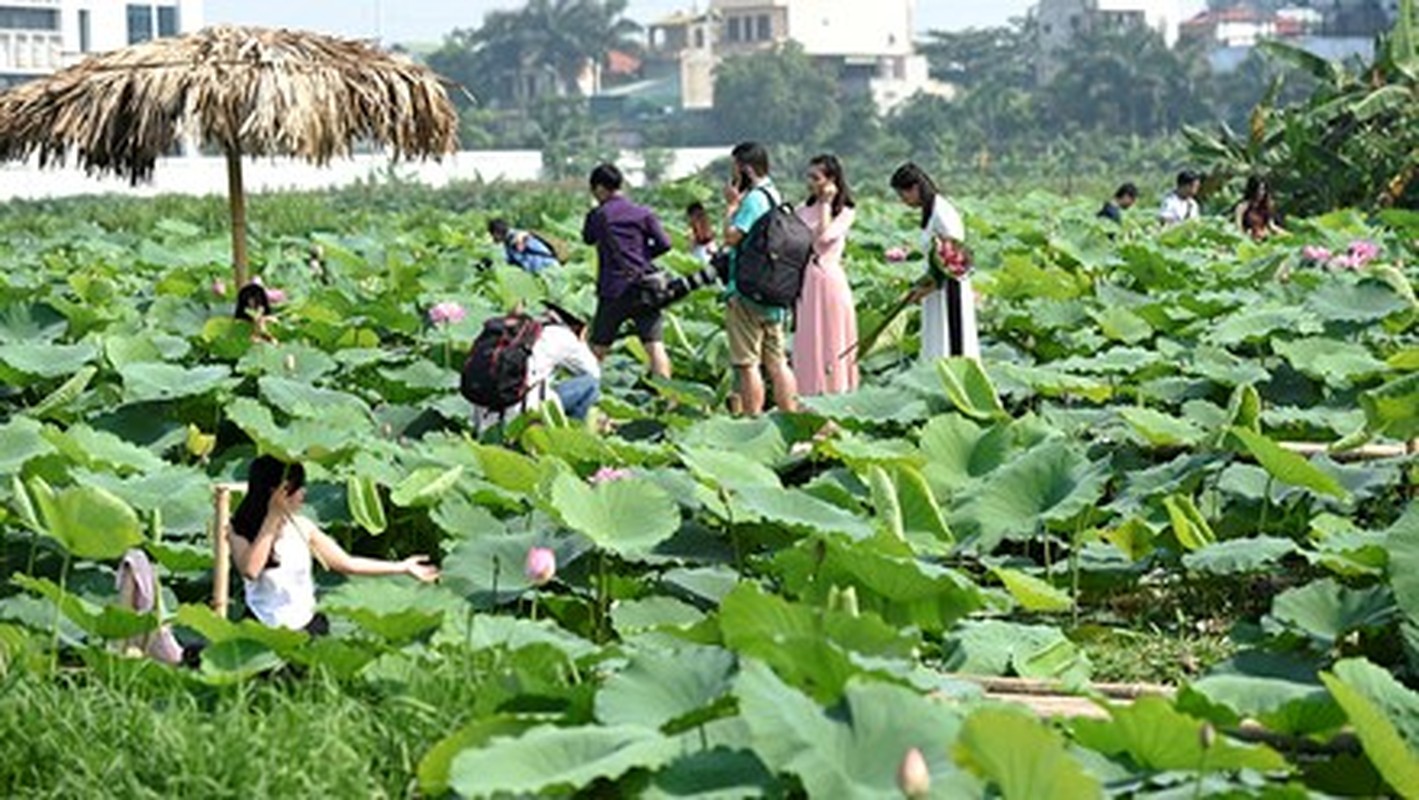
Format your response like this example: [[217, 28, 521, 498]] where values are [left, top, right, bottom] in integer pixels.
[[606, 49, 642, 76]]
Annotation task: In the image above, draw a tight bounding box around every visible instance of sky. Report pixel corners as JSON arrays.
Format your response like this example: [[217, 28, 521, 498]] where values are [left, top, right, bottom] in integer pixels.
[[203, 0, 1045, 45]]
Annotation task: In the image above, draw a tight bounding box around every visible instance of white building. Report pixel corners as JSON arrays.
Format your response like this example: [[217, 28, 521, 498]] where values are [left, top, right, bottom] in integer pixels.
[[1, 0, 204, 90], [1035, 0, 1182, 82], [647, 0, 942, 112]]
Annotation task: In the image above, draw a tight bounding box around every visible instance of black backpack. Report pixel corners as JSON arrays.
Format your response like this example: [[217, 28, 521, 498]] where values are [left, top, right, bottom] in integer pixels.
[[460, 314, 543, 411], [733, 188, 815, 308]]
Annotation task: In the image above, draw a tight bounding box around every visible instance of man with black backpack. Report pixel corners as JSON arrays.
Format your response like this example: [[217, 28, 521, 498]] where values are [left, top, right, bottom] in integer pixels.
[[720, 142, 809, 416], [460, 304, 601, 434]]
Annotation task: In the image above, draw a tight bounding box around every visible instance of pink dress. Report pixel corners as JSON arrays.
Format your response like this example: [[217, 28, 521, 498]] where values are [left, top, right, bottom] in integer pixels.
[[793, 202, 859, 395]]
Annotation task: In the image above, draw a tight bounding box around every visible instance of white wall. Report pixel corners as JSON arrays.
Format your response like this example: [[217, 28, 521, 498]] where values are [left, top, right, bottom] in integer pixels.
[[786, 0, 914, 57], [0, 147, 730, 201]]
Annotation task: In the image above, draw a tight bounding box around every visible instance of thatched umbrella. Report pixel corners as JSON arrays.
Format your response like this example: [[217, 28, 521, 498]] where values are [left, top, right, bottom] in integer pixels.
[[0, 26, 459, 287]]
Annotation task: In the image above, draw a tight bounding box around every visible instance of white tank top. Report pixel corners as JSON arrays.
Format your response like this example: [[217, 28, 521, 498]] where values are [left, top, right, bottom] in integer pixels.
[[242, 515, 317, 630]]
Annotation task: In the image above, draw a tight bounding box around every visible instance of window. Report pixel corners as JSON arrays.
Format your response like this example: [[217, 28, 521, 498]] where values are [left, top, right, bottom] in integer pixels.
[[127, 4, 153, 44], [756, 14, 771, 41], [694, 28, 705, 49], [727, 17, 740, 43], [78, 9, 90, 52], [157, 5, 178, 37], [0, 6, 60, 31]]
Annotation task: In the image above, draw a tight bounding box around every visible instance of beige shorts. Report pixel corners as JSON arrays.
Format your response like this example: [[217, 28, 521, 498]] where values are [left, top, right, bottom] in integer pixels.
[[726, 297, 786, 368]]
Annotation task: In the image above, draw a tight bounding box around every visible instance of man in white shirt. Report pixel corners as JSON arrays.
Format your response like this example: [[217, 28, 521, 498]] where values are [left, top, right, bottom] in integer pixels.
[[468, 306, 602, 433], [1159, 170, 1202, 226]]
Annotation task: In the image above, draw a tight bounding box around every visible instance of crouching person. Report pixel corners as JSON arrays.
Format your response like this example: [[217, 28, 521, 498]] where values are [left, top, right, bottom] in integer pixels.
[[461, 304, 601, 434], [230, 455, 439, 634]]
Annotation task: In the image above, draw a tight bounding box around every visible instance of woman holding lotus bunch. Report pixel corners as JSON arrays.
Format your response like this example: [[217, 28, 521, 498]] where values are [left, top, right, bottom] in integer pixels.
[[890, 163, 980, 361]]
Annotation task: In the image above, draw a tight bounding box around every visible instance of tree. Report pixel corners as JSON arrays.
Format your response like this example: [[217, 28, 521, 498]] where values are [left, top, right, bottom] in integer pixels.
[[1188, 0, 1419, 213], [713, 43, 842, 147], [918, 23, 1033, 93], [427, 0, 641, 108], [1044, 27, 1211, 137]]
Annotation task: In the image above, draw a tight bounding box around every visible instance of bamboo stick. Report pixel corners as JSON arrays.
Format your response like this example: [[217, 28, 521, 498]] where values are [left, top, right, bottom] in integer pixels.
[[210, 482, 247, 619], [1278, 440, 1418, 462]]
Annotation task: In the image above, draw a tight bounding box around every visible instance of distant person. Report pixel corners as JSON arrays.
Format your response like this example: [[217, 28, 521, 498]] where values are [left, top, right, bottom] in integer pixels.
[[1098, 183, 1138, 224], [890, 162, 980, 361], [794, 154, 859, 396], [581, 163, 673, 380], [487, 218, 560, 275], [687, 201, 718, 264], [461, 305, 601, 434], [1235, 175, 1283, 240], [1159, 170, 1202, 226], [234, 282, 277, 343], [230, 456, 439, 633], [721, 141, 799, 415]]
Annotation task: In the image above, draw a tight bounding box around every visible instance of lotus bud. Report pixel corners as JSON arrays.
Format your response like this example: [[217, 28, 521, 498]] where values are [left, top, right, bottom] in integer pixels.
[[265, 287, 287, 305], [382, 422, 393, 438], [212, 278, 227, 297], [896, 747, 930, 799], [525, 547, 556, 586], [1301, 245, 1331, 264], [885, 246, 909, 263], [283, 353, 296, 372], [1199, 722, 1216, 750]]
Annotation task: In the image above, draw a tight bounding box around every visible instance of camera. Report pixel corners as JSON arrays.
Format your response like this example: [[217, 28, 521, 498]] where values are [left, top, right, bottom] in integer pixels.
[[643, 253, 729, 311]]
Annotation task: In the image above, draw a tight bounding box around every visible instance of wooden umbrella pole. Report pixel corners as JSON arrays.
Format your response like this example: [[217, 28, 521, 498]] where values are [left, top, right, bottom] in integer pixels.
[[226, 148, 249, 288], [212, 484, 233, 618]]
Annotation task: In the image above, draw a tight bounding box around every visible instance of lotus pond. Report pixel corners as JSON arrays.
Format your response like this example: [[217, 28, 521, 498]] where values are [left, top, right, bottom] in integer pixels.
[[0, 183, 1416, 798]]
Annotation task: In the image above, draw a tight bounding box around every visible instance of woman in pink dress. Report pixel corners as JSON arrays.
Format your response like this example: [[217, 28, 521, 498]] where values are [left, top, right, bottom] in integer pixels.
[[793, 154, 859, 396]]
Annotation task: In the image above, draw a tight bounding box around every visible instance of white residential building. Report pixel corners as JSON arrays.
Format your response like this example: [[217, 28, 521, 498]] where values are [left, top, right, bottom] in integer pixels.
[[0, 0, 203, 90], [1035, 0, 1182, 82], [647, 0, 942, 112]]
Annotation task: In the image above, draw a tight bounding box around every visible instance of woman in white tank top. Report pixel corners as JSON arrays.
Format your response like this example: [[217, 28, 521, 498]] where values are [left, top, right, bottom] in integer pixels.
[[229, 456, 440, 633]]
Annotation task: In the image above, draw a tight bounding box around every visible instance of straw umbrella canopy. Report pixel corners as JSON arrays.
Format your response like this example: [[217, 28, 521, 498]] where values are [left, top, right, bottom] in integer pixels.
[[0, 26, 459, 287]]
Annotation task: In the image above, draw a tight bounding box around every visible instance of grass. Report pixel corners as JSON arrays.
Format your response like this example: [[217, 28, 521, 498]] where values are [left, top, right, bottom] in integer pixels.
[[1077, 624, 1237, 686], [0, 659, 492, 799]]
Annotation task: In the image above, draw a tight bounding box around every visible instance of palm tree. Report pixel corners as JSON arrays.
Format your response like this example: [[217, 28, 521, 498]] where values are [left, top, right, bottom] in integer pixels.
[[459, 0, 642, 104]]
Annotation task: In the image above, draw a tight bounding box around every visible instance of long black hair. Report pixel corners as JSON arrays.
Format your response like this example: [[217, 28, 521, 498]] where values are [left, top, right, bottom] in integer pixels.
[[805, 154, 856, 217], [234, 283, 270, 322], [890, 162, 938, 230], [231, 456, 305, 568]]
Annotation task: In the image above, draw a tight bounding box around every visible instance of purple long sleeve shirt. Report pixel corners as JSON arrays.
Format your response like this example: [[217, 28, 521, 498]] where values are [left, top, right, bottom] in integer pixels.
[[582, 195, 672, 300]]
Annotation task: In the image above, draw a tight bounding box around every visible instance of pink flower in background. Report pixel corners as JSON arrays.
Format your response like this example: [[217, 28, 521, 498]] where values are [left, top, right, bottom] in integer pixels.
[[1347, 240, 1380, 266], [1301, 245, 1332, 263], [524, 547, 556, 586], [211, 278, 227, 297], [1332, 254, 1363, 271], [250, 275, 264, 286], [264, 287, 287, 305], [885, 246, 909, 263], [428, 301, 467, 326], [590, 466, 632, 485]]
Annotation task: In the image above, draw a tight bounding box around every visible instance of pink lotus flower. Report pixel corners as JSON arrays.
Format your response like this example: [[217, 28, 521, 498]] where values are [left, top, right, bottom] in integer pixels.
[[524, 547, 556, 586], [212, 278, 227, 297], [1347, 240, 1380, 266], [428, 301, 467, 326], [264, 287, 287, 305], [885, 246, 909, 263], [250, 275, 264, 286], [934, 238, 973, 279], [896, 747, 930, 799], [590, 466, 632, 485], [1301, 245, 1332, 263], [1332, 254, 1364, 271]]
